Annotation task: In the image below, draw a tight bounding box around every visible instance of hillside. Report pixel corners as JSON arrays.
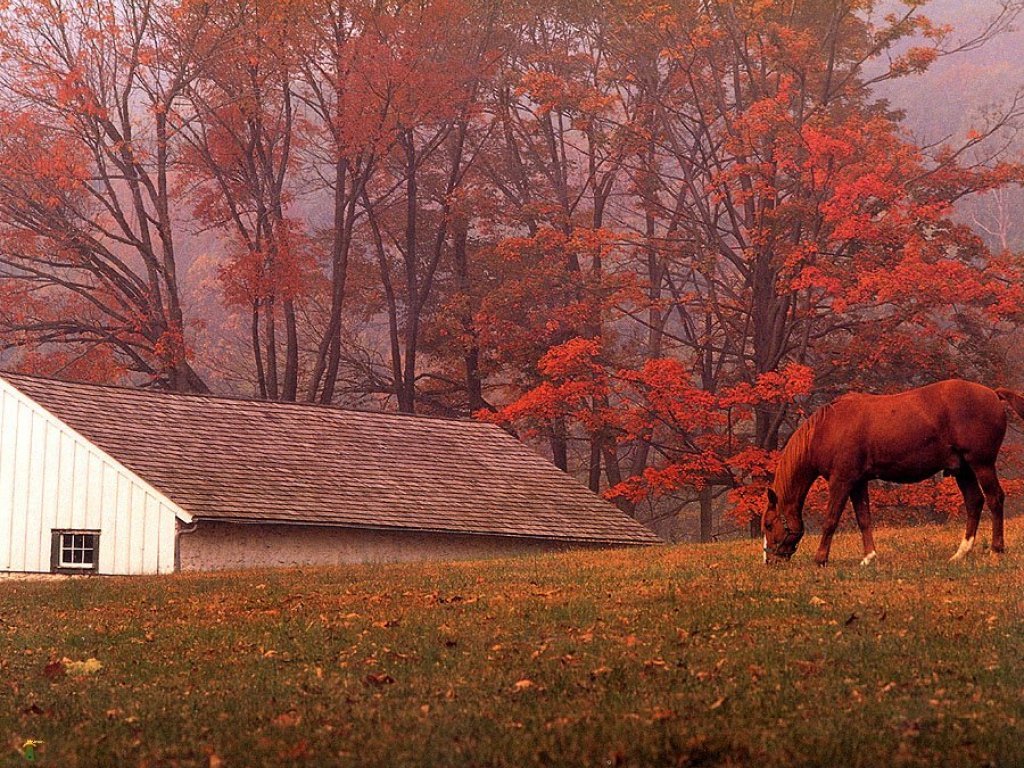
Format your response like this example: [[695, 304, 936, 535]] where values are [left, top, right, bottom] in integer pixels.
[[2, 521, 1023, 767]]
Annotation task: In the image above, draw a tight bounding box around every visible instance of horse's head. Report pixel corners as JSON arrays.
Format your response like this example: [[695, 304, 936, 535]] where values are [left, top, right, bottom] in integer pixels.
[[762, 487, 804, 564]]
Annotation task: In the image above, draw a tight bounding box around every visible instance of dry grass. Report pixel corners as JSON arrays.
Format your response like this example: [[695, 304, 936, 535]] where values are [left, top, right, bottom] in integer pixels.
[[2, 520, 1023, 767]]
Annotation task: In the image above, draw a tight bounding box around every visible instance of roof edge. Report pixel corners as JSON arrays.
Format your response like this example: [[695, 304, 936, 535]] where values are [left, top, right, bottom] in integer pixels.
[[0, 370, 491, 428], [192, 516, 662, 546]]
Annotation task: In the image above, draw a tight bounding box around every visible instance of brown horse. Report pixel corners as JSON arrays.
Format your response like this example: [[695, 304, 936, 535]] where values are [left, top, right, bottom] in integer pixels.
[[762, 380, 1024, 566]]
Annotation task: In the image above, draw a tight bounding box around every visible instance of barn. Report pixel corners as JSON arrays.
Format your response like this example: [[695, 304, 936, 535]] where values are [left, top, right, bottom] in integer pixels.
[[0, 373, 659, 575]]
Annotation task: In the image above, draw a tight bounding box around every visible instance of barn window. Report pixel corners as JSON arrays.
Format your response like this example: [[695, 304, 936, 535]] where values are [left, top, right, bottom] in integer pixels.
[[50, 531, 100, 573]]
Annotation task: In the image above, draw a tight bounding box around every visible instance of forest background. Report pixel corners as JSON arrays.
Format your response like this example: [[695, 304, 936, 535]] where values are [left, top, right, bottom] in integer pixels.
[[1, 0, 1023, 540]]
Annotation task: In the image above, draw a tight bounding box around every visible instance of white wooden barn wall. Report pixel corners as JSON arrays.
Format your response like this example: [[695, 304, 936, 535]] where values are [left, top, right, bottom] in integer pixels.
[[0, 378, 188, 575]]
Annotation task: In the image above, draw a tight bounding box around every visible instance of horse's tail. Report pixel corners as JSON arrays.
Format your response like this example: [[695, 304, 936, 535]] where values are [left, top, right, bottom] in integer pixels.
[[996, 388, 1024, 421]]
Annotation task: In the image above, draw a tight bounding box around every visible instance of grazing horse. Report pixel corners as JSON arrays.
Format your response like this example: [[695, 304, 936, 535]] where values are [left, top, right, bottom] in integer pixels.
[[762, 380, 1024, 566]]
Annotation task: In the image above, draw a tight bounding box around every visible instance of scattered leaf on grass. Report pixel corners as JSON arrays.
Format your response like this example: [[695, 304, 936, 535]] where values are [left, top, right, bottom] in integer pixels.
[[513, 679, 535, 691], [365, 673, 395, 687], [272, 710, 302, 728], [532, 588, 561, 598], [62, 658, 102, 676], [709, 696, 727, 710]]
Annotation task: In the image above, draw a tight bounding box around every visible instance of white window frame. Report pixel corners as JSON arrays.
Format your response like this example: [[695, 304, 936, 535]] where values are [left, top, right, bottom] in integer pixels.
[[52, 530, 100, 573]]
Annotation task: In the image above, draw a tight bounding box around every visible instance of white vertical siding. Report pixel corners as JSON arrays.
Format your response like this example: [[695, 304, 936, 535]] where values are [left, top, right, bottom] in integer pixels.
[[0, 393, 14, 569], [0, 377, 190, 575]]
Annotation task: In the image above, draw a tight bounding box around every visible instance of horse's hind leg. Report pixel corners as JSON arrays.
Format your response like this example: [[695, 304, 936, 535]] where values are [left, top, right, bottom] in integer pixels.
[[951, 467, 985, 561], [973, 464, 1006, 554], [851, 481, 876, 566]]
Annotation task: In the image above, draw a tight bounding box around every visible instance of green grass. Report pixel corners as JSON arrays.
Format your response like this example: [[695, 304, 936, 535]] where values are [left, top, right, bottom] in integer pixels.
[[2, 521, 1024, 767]]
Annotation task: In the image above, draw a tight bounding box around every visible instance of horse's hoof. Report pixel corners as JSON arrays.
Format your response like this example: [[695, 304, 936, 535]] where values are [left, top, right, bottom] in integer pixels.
[[815, 558, 829, 568], [950, 536, 976, 562], [860, 551, 877, 566]]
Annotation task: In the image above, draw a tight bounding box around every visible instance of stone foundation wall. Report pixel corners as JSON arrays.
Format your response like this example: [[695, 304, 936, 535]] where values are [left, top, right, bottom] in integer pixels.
[[176, 521, 586, 571]]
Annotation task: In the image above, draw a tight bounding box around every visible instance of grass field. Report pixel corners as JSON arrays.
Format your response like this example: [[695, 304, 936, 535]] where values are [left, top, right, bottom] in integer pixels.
[[2, 521, 1024, 767]]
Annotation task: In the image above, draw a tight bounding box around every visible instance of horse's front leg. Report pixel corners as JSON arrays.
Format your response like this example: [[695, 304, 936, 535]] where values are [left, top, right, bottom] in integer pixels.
[[851, 481, 877, 566], [815, 480, 853, 567]]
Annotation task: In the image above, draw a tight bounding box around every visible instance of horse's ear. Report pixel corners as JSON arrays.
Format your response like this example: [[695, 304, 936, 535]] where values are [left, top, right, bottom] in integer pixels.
[[766, 488, 778, 507]]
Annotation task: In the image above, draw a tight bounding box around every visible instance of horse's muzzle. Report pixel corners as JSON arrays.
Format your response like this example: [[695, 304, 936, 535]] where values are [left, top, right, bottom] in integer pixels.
[[763, 534, 801, 564]]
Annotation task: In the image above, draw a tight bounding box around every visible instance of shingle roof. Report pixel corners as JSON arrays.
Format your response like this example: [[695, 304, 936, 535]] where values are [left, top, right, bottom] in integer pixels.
[[2, 373, 659, 546]]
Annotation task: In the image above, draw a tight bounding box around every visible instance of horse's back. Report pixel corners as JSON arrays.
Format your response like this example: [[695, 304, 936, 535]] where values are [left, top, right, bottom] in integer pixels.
[[817, 380, 1006, 480]]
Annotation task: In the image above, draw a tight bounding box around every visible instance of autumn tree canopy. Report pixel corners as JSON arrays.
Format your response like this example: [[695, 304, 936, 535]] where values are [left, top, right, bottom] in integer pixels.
[[1, 0, 1023, 537]]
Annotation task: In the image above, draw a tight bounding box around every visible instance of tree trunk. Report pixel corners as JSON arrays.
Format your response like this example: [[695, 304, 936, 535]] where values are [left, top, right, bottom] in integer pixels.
[[282, 298, 299, 401], [550, 419, 569, 472], [252, 302, 267, 399], [265, 297, 279, 401], [588, 435, 602, 493], [700, 486, 714, 544]]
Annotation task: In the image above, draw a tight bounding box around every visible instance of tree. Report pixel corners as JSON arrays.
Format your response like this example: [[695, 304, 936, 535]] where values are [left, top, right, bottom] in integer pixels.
[[177, 0, 309, 400], [356, 0, 500, 414], [0, 0, 217, 390]]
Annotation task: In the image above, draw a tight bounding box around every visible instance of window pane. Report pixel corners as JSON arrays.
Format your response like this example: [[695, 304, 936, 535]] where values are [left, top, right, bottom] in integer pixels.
[[58, 532, 97, 568]]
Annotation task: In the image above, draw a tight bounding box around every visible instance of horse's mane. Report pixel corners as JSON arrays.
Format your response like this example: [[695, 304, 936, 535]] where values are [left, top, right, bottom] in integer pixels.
[[774, 403, 832, 502]]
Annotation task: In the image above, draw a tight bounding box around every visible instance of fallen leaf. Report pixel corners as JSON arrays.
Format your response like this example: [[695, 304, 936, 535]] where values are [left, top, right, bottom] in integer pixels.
[[364, 673, 395, 687], [62, 658, 102, 676], [532, 588, 561, 598], [709, 696, 727, 710], [512, 678, 535, 691], [272, 710, 302, 728]]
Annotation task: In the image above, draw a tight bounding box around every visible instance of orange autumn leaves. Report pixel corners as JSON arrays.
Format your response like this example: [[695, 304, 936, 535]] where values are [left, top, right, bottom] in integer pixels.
[[488, 337, 813, 519]]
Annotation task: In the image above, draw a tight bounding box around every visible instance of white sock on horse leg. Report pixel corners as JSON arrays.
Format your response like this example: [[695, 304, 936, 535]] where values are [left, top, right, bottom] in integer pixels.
[[950, 536, 976, 562], [860, 551, 877, 566]]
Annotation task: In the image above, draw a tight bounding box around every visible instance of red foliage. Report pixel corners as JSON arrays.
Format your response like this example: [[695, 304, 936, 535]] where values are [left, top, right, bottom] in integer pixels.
[[492, 336, 814, 520]]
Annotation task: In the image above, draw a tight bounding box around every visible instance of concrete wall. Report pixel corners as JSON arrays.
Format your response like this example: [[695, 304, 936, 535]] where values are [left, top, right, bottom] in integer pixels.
[[0, 377, 184, 575], [177, 521, 585, 571]]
